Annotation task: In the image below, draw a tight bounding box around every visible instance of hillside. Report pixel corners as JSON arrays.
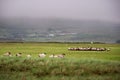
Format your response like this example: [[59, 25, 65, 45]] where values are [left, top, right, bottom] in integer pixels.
[[0, 18, 120, 43]]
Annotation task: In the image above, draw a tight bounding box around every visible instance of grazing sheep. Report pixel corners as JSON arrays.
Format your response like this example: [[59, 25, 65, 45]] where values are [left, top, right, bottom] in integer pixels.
[[3, 52, 12, 57], [57, 53, 66, 58], [16, 53, 22, 57], [54, 55, 59, 58], [107, 48, 110, 51], [91, 47, 97, 51], [49, 54, 55, 58], [49, 53, 65, 58], [27, 54, 31, 58], [68, 47, 109, 51], [68, 47, 74, 51], [38, 53, 46, 58], [49, 54, 59, 58]]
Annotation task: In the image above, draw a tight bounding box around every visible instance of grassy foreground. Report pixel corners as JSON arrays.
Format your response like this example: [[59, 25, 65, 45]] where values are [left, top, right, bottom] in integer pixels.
[[0, 42, 120, 80]]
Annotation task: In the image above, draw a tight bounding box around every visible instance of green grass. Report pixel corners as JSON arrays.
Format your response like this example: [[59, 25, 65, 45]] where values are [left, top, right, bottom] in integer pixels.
[[0, 57, 120, 80], [0, 42, 120, 80], [0, 42, 120, 60]]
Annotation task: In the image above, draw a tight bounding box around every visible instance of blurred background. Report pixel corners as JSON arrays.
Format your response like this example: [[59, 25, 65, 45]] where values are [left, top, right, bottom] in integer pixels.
[[0, 0, 120, 43]]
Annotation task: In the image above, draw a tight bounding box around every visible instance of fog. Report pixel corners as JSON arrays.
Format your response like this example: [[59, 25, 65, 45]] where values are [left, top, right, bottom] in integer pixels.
[[0, 0, 120, 23], [0, 0, 120, 42]]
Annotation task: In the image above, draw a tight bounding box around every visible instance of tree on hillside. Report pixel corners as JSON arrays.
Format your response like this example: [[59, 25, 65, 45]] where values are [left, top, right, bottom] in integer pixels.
[[116, 40, 120, 43]]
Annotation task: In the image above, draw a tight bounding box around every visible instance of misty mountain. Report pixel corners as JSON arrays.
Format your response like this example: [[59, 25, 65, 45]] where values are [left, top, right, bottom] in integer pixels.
[[0, 18, 120, 43]]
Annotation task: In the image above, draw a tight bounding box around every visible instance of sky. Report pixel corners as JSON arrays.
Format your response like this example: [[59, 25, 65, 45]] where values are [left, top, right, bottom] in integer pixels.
[[0, 0, 120, 23]]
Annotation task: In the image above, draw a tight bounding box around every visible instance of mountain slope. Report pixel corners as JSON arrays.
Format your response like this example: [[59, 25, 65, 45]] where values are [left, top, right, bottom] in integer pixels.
[[0, 18, 120, 43]]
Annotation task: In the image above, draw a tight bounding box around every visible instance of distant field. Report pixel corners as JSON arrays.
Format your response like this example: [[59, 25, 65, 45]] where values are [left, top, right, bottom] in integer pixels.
[[0, 42, 120, 80]]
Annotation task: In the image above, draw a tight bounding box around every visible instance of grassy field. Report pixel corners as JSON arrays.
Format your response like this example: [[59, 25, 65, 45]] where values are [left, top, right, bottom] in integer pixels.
[[0, 42, 120, 80]]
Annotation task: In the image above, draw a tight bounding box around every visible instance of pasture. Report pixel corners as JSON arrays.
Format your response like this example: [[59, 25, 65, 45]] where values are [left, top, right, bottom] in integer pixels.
[[0, 42, 120, 80]]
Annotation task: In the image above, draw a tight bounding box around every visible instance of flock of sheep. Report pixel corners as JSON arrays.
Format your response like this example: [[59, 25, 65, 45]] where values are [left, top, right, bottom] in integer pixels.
[[2, 47, 110, 58], [3, 52, 66, 58], [68, 47, 110, 51]]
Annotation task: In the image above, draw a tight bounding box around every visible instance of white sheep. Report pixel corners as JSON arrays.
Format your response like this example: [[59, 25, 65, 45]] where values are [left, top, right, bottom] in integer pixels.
[[106, 48, 110, 51], [27, 54, 31, 58], [49, 54, 54, 58], [57, 53, 65, 58], [16, 53, 22, 57], [49, 53, 65, 58], [3, 52, 12, 57], [38, 53, 46, 58]]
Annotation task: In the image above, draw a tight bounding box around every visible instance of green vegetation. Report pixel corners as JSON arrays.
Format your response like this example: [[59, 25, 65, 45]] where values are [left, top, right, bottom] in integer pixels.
[[0, 43, 120, 80]]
